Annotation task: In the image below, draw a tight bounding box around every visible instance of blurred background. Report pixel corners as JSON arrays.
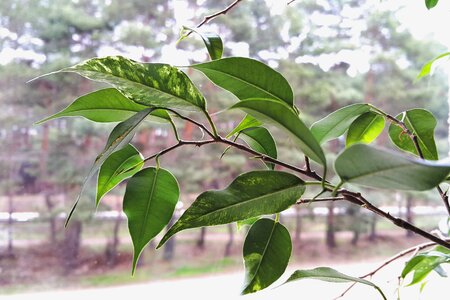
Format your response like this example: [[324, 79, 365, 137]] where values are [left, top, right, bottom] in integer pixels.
[[1, 0, 450, 297]]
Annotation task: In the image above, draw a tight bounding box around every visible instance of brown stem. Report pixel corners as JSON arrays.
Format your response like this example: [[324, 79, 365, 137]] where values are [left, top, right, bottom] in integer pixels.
[[297, 197, 345, 205], [195, 0, 243, 28]]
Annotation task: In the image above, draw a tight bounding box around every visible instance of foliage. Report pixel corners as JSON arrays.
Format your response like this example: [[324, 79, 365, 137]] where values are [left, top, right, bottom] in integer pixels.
[[28, 0, 450, 298]]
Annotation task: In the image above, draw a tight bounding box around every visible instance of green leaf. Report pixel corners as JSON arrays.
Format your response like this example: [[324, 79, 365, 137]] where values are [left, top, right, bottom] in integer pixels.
[[401, 246, 450, 286], [242, 218, 292, 294], [36, 88, 170, 124], [183, 27, 223, 60], [346, 112, 385, 147], [96, 144, 144, 205], [192, 57, 294, 106], [311, 103, 370, 144], [425, 0, 439, 9], [123, 167, 179, 274], [388, 109, 438, 160], [418, 52, 450, 78], [237, 217, 260, 231], [282, 267, 386, 300], [335, 144, 450, 191], [231, 98, 326, 168], [239, 127, 277, 170], [65, 108, 153, 225], [157, 170, 305, 248], [226, 115, 262, 138], [60, 56, 206, 111]]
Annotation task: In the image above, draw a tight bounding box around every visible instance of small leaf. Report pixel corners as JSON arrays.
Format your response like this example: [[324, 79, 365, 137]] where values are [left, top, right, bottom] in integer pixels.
[[96, 144, 144, 205], [183, 27, 223, 60], [36, 88, 170, 124], [60, 56, 206, 111], [418, 52, 450, 78], [65, 108, 153, 225], [425, 0, 439, 10], [335, 144, 450, 191], [239, 127, 277, 170], [231, 98, 326, 168], [282, 267, 386, 300], [388, 109, 438, 160], [311, 103, 370, 144], [157, 170, 305, 248], [192, 57, 294, 105], [401, 246, 450, 286], [346, 112, 385, 147], [226, 115, 262, 138], [242, 218, 292, 294], [123, 167, 179, 274]]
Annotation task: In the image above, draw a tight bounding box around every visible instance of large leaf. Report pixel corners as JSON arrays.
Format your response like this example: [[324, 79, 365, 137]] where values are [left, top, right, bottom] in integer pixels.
[[388, 109, 438, 160], [282, 267, 386, 300], [402, 246, 450, 286], [36, 88, 170, 124], [239, 127, 277, 170], [183, 27, 223, 60], [157, 170, 305, 248], [226, 114, 262, 138], [311, 103, 370, 144], [335, 144, 450, 191], [123, 167, 179, 274], [60, 56, 206, 111], [96, 144, 144, 205], [231, 98, 326, 167], [192, 57, 294, 106], [65, 108, 153, 225], [346, 112, 385, 147], [242, 218, 292, 294]]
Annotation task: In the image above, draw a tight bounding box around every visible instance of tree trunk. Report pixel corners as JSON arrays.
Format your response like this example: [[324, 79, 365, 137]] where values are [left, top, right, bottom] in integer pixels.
[[369, 214, 377, 241], [62, 220, 82, 274], [294, 206, 302, 247], [196, 227, 207, 251], [105, 212, 122, 266], [163, 216, 176, 261], [6, 194, 14, 258], [326, 202, 337, 249], [224, 224, 234, 257], [45, 194, 57, 244], [405, 195, 414, 238]]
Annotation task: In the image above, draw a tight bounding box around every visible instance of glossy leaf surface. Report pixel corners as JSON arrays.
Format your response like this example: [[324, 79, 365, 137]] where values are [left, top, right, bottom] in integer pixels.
[[388, 109, 438, 160], [226, 114, 262, 138], [65, 108, 153, 225], [62, 56, 206, 110], [346, 112, 384, 147], [37, 88, 169, 124], [239, 127, 277, 170], [425, 0, 439, 9], [192, 57, 294, 105], [242, 219, 291, 294], [231, 98, 326, 167], [402, 246, 450, 286], [283, 267, 386, 300], [335, 144, 450, 191], [123, 167, 179, 274], [184, 27, 223, 60], [158, 170, 305, 248], [311, 103, 370, 144], [96, 144, 143, 205]]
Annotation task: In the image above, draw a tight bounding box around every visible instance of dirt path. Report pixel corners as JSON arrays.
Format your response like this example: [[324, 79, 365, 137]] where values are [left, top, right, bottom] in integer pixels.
[[1, 261, 447, 300]]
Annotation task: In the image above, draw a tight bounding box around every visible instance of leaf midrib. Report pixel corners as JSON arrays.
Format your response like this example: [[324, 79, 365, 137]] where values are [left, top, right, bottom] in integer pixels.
[[98, 154, 140, 198], [190, 183, 301, 223], [405, 114, 435, 158], [137, 169, 159, 248], [246, 221, 278, 291], [66, 68, 204, 109], [195, 67, 288, 104], [345, 162, 431, 182]]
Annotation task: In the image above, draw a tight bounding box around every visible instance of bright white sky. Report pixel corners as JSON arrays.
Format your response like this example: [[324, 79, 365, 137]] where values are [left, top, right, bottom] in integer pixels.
[[1, 0, 450, 68]]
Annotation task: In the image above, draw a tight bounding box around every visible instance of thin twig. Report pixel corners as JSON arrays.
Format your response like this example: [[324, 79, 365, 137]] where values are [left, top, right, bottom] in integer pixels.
[[196, 0, 243, 28], [335, 239, 450, 299], [304, 156, 312, 172], [297, 197, 345, 205]]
